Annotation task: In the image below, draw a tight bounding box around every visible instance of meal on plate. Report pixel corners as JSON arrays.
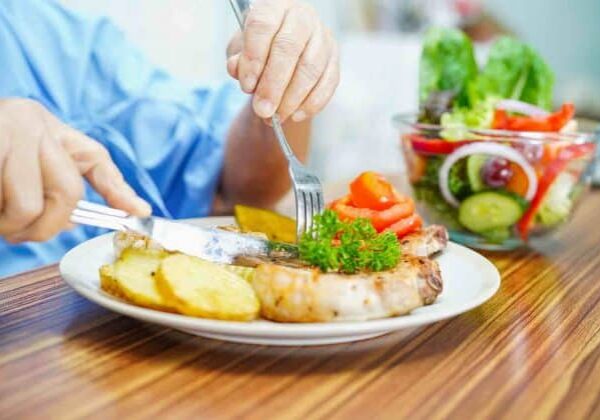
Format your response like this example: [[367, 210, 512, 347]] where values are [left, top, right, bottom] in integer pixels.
[[399, 28, 597, 249], [100, 172, 448, 323]]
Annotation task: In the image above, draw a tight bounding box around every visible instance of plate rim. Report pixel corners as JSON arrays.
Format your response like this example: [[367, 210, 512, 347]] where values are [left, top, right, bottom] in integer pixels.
[[59, 220, 501, 338]]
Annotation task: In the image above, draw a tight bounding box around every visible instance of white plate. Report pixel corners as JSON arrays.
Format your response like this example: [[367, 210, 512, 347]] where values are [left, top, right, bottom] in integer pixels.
[[60, 217, 500, 346]]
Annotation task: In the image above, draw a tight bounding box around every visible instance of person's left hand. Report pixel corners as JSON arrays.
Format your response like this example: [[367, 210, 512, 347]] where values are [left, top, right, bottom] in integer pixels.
[[226, 0, 339, 123]]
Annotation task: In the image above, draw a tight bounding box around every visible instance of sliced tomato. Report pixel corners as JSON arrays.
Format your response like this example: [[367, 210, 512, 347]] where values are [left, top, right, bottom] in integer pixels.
[[349, 171, 398, 210], [384, 214, 423, 238], [405, 134, 469, 155], [517, 142, 596, 240], [330, 195, 415, 232], [493, 103, 575, 132], [506, 163, 529, 197]]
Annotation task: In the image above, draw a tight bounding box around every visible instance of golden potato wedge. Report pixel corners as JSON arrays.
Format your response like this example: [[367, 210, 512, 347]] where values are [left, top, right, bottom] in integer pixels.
[[99, 264, 127, 299], [234, 205, 296, 243], [111, 248, 173, 311], [156, 254, 259, 321]]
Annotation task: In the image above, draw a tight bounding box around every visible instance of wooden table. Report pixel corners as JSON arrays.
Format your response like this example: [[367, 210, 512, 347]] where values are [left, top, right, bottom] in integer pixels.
[[2, 193, 600, 420]]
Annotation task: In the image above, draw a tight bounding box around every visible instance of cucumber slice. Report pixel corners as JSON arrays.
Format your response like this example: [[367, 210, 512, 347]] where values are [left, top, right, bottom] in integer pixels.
[[466, 154, 488, 192], [458, 191, 524, 233], [480, 227, 511, 244]]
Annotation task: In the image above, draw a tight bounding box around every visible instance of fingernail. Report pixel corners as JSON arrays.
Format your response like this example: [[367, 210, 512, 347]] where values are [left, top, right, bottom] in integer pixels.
[[254, 98, 275, 118], [135, 199, 152, 217], [292, 110, 307, 122], [242, 75, 257, 93]]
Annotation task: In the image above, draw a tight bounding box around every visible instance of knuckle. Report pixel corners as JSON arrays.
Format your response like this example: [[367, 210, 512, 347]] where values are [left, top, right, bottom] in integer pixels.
[[9, 201, 44, 227], [245, 12, 278, 36], [55, 179, 85, 206], [92, 142, 111, 160], [272, 33, 303, 56], [297, 60, 323, 83]]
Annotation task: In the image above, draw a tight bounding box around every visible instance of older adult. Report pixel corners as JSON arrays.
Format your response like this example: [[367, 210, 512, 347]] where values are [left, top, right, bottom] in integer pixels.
[[0, 0, 339, 276]]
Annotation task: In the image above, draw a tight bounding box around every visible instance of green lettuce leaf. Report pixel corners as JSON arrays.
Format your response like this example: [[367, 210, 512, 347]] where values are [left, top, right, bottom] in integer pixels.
[[468, 36, 554, 110], [520, 49, 554, 110], [440, 97, 498, 140], [419, 27, 478, 107]]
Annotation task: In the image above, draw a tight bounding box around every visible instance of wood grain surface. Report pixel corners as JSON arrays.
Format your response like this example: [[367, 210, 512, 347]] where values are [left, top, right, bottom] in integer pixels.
[[2, 192, 600, 420]]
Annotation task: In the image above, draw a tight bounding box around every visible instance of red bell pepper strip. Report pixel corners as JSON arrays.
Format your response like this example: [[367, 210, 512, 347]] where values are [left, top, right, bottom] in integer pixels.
[[405, 134, 469, 155], [517, 142, 596, 240], [493, 103, 575, 132], [330, 195, 415, 232], [384, 213, 423, 238]]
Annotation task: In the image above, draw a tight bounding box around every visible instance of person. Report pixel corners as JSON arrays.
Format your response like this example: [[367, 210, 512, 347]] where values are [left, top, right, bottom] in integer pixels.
[[0, 0, 339, 277]]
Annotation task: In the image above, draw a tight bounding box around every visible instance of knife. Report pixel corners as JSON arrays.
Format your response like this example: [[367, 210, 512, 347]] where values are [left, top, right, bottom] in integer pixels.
[[71, 200, 298, 264]]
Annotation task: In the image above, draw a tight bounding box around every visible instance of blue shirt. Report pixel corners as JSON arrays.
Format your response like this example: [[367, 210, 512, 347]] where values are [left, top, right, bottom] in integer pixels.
[[0, 0, 246, 278]]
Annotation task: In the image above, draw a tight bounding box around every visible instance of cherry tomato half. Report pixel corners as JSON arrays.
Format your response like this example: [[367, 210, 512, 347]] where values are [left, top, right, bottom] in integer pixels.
[[350, 171, 398, 210]]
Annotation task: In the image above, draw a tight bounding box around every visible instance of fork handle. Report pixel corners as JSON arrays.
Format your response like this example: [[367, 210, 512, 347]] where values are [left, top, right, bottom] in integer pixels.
[[227, 0, 299, 164]]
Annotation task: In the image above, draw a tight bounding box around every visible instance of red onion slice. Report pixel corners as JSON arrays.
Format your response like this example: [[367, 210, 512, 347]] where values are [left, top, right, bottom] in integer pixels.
[[438, 143, 538, 207], [497, 99, 549, 117]]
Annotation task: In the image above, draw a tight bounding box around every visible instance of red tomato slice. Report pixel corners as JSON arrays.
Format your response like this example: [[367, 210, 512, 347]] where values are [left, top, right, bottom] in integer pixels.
[[330, 195, 415, 232], [517, 142, 596, 240], [384, 214, 423, 238], [405, 134, 469, 155], [349, 171, 398, 210]]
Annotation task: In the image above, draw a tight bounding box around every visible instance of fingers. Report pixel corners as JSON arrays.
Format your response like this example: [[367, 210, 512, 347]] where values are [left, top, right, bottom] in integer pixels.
[[0, 137, 44, 238], [291, 40, 340, 122], [6, 138, 84, 243], [251, 3, 315, 119], [226, 30, 244, 59], [227, 53, 241, 80], [277, 24, 332, 122], [60, 125, 151, 217], [236, 0, 291, 94]]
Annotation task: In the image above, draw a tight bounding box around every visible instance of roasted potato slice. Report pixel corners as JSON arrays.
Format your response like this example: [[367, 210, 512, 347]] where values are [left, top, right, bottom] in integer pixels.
[[108, 248, 173, 311], [234, 205, 296, 243], [99, 263, 127, 299], [156, 254, 259, 321]]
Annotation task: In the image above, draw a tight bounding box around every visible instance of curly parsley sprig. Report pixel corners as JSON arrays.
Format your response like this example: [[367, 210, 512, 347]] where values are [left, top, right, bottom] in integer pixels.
[[298, 210, 400, 274]]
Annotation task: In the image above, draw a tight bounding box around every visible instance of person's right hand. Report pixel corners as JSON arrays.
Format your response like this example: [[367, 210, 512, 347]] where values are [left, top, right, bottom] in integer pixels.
[[0, 98, 151, 243]]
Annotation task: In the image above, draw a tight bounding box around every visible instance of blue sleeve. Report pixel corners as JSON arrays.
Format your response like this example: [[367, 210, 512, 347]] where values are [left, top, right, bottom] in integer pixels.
[[80, 18, 248, 218], [0, 0, 247, 219]]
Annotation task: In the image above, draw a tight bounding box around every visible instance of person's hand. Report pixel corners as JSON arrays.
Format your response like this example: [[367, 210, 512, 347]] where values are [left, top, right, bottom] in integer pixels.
[[0, 98, 151, 243], [226, 0, 340, 123]]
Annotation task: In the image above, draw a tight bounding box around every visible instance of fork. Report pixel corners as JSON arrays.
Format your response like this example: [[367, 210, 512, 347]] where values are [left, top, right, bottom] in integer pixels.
[[228, 0, 325, 239]]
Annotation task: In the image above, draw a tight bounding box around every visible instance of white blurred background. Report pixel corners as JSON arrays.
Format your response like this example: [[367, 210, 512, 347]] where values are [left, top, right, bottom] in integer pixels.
[[59, 0, 600, 183]]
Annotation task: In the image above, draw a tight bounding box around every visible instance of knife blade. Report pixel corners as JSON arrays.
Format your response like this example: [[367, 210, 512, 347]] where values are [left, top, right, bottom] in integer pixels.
[[149, 218, 298, 264]]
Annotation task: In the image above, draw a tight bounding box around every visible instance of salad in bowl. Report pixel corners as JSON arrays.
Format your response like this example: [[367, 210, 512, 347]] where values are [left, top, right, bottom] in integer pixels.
[[396, 28, 597, 250]]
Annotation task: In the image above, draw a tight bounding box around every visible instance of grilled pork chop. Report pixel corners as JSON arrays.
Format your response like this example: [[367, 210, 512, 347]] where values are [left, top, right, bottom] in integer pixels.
[[252, 255, 442, 322]]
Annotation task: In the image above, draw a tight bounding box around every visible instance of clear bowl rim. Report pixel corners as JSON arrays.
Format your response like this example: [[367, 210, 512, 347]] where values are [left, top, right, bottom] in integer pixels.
[[392, 113, 598, 145]]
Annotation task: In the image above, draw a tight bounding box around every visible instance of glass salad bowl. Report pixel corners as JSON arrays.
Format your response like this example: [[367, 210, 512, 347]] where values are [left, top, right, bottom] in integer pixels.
[[394, 114, 598, 250]]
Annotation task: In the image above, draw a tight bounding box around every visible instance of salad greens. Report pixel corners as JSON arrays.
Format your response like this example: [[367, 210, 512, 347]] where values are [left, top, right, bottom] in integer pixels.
[[419, 27, 478, 107], [298, 210, 400, 274], [419, 29, 555, 125], [440, 97, 497, 140], [469, 36, 554, 110]]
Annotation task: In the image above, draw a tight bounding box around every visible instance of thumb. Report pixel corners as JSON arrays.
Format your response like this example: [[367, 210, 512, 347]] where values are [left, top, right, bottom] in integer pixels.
[[59, 124, 152, 217]]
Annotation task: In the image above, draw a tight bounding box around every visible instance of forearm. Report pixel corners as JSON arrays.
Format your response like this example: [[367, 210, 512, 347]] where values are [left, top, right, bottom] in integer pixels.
[[219, 100, 311, 210]]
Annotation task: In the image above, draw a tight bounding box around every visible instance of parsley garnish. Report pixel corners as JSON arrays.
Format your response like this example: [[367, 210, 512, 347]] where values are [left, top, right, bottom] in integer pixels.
[[298, 210, 401, 274]]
